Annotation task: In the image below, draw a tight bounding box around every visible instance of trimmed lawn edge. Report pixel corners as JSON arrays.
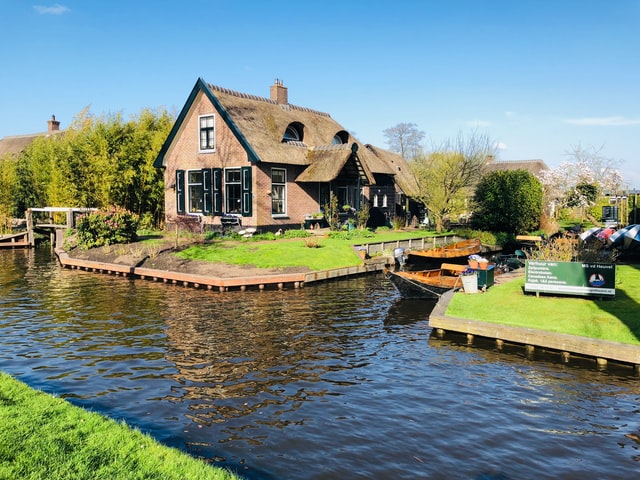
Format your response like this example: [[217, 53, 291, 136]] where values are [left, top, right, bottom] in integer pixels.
[[0, 372, 242, 480]]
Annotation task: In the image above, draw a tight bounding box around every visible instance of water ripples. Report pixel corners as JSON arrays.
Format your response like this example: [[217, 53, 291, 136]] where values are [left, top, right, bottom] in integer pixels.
[[2, 249, 640, 479]]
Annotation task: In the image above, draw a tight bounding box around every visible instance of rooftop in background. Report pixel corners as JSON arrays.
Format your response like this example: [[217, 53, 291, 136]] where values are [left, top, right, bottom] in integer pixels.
[[485, 157, 549, 177], [0, 115, 63, 158]]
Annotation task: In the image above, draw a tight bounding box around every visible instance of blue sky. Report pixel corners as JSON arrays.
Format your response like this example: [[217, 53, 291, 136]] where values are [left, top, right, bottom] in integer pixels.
[[1, 1, 638, 188]]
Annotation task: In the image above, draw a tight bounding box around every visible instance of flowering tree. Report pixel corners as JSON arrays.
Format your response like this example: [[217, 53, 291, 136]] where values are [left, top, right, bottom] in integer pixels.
[[537, 145, 622, 221]]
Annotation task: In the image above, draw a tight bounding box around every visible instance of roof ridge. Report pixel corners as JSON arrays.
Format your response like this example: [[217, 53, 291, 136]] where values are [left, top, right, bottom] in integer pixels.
[[207, 83, 331, 117]]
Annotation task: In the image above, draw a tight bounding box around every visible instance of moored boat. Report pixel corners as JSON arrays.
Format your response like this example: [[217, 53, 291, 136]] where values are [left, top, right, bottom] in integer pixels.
[[409, 238, 481, 260], [384, 263, 468, 299]]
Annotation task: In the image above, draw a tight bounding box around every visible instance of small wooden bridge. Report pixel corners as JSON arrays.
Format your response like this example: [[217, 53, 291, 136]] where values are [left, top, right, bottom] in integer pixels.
[[0, 207, 95, 248]]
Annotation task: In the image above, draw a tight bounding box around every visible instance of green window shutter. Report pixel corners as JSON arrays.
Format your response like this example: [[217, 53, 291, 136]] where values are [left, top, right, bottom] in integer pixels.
[[212, 168, 223, 216], [202, 168, 212, 215], [176, 170, 185, 214], [241, 166, 252, 217]]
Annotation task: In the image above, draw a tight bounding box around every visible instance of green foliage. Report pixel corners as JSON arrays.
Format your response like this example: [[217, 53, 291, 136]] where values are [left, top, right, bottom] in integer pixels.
[[455, 228, 516, 248], [356, 201, 370, 228], [410, 131, 494, 232], [327, 228, 376, 240], [472, 169, 543, 234], [9, 107, 172, 226], [0, 157, 19, 232], [281, 229, 311, 239], [76, 207, 139, 249], [566, 182, 598, 208], [323, 193, 341, 231]]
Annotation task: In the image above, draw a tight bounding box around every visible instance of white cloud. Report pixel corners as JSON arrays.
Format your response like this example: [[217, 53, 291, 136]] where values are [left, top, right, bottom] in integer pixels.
[[33, 4, 70, 15], [466, 119, 492, 128], [494, 142, 508, 150], [564, 116, 640, 126]]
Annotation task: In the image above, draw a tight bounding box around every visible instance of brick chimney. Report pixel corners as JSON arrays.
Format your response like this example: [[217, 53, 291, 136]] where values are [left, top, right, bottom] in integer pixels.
[[270, 79, 288, 105], [47, 114, 60, 133]]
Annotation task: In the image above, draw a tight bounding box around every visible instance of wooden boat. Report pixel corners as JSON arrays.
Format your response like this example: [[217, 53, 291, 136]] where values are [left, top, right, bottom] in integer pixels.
[[409, 238, 481, 260], [384, 263, 468, 299]]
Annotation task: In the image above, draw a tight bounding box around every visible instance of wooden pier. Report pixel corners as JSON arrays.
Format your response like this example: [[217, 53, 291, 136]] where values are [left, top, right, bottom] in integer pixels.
[[0, 231, 30, 248], [16, 207, 96, 247]]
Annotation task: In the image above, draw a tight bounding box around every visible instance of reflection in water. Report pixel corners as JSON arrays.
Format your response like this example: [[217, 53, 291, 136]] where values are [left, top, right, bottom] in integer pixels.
[[2, 249, 640, 479]]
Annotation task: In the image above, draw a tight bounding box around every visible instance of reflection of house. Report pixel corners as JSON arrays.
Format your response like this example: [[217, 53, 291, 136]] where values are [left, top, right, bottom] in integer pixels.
[[153, 78, 417, 231], [0, 115, 62, 158]]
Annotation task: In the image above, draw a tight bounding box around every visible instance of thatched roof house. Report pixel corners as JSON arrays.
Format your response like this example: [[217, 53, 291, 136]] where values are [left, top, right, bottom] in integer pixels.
[[485, 158, 549, 177], [154, 78, 417, 231], [0, 116, 62, 158]]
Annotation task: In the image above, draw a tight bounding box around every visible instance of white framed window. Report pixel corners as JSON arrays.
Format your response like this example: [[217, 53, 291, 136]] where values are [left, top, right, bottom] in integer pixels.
[[373, 194, 379, 208], [225, 168, 242, 214], [199, 114, 215, 151], [187, 170, 204, 213], [271, 168, 286, 215], [382, 194, 388, 208]]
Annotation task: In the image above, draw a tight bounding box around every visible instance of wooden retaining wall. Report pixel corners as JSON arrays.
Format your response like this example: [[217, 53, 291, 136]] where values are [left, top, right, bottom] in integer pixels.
[[430, 290, 640, 371], [54, 246, 390, 293]]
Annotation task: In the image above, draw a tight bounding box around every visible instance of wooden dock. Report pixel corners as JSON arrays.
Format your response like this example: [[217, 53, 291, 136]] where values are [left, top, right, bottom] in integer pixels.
[[0, 232, 30, 249], [429, 290, 640, 372]]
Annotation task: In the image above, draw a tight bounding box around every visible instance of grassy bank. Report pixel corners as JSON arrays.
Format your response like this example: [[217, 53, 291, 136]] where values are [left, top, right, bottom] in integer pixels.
[[446, 265, 640, 346], [175, 229, 442, 270], [0, 373, 241, 480]]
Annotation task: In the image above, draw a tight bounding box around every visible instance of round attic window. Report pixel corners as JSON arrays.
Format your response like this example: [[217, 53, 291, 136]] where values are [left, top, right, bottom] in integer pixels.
[[283, 123, 303, 142], [332, 130, 349, 145]]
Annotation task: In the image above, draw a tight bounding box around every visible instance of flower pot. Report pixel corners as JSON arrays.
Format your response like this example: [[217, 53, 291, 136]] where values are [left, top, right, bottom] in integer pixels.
[[468, 260, 479, 269]]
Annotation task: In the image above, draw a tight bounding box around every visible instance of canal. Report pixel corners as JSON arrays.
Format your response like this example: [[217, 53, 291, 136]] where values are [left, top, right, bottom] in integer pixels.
[[1, 248, 640, 479]]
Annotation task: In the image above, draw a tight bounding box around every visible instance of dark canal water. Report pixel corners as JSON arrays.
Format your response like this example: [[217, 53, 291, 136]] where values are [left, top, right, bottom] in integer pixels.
[[2, 248, 640, 479]]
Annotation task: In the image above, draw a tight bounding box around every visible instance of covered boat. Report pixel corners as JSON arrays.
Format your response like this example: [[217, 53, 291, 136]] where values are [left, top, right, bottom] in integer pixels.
[[385, 263, 468, 299], [409, 238, 481, 260]]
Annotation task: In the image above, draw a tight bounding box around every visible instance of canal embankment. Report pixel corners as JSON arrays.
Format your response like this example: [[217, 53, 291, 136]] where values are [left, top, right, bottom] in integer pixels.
[[429, 269, 640, 371]]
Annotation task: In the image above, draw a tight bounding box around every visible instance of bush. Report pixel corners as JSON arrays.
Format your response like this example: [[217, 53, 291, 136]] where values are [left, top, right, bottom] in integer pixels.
[[76, 207, 139, 249]]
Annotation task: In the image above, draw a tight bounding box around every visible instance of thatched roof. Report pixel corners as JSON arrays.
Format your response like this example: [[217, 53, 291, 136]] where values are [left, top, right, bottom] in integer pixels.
[[0, 132, 61, 158], [155, 78, 417, 193], [486, 159, 549, 177]]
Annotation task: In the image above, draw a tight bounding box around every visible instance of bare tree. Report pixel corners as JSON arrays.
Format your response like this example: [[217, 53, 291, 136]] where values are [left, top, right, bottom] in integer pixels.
[[383, 123, 425, 160], [410, 131, 495, 232]]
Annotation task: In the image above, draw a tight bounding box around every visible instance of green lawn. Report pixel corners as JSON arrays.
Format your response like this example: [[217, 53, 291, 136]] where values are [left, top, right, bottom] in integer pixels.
[[446, 265, 640, 345], [0, 373, 242, 480], [176, 229, 443, 271]]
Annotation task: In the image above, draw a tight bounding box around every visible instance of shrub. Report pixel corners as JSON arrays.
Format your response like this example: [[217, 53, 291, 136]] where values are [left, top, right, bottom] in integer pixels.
[[281, 229, 311, 239], [76, 207, 139, 249]]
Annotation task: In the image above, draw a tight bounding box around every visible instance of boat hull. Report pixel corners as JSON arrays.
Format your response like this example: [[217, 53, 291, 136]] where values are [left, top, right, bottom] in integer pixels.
[[385, 268, 463, 299], [410, 238, 481, 259]]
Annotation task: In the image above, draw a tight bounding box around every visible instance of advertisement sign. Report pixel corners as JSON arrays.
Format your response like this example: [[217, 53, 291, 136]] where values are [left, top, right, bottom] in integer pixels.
[[524, 261, 615, 297]]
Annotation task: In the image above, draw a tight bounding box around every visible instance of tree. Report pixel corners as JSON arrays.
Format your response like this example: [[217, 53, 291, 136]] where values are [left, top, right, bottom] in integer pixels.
[[472, 169, 543, 234], [383, 123, 425, 159], [10, 107, 173, 228], [410, 131, 494, 232], [537, 144, 623, 223]]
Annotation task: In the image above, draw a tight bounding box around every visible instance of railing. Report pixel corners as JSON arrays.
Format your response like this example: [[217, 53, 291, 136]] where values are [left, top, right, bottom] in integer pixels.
[[25, 207, 97, 246]]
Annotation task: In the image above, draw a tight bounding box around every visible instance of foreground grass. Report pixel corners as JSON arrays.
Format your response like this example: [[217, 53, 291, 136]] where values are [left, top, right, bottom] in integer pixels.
[[446, 265, 640, 346], [176, 229, 441, 270], [0, 373, 241, 480]]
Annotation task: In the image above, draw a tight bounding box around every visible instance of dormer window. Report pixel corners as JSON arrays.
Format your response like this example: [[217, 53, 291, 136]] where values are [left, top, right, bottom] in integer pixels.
[[282, 122, 304, 143], [199, 115, 215, 152], [332, 130, 349, 145]]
